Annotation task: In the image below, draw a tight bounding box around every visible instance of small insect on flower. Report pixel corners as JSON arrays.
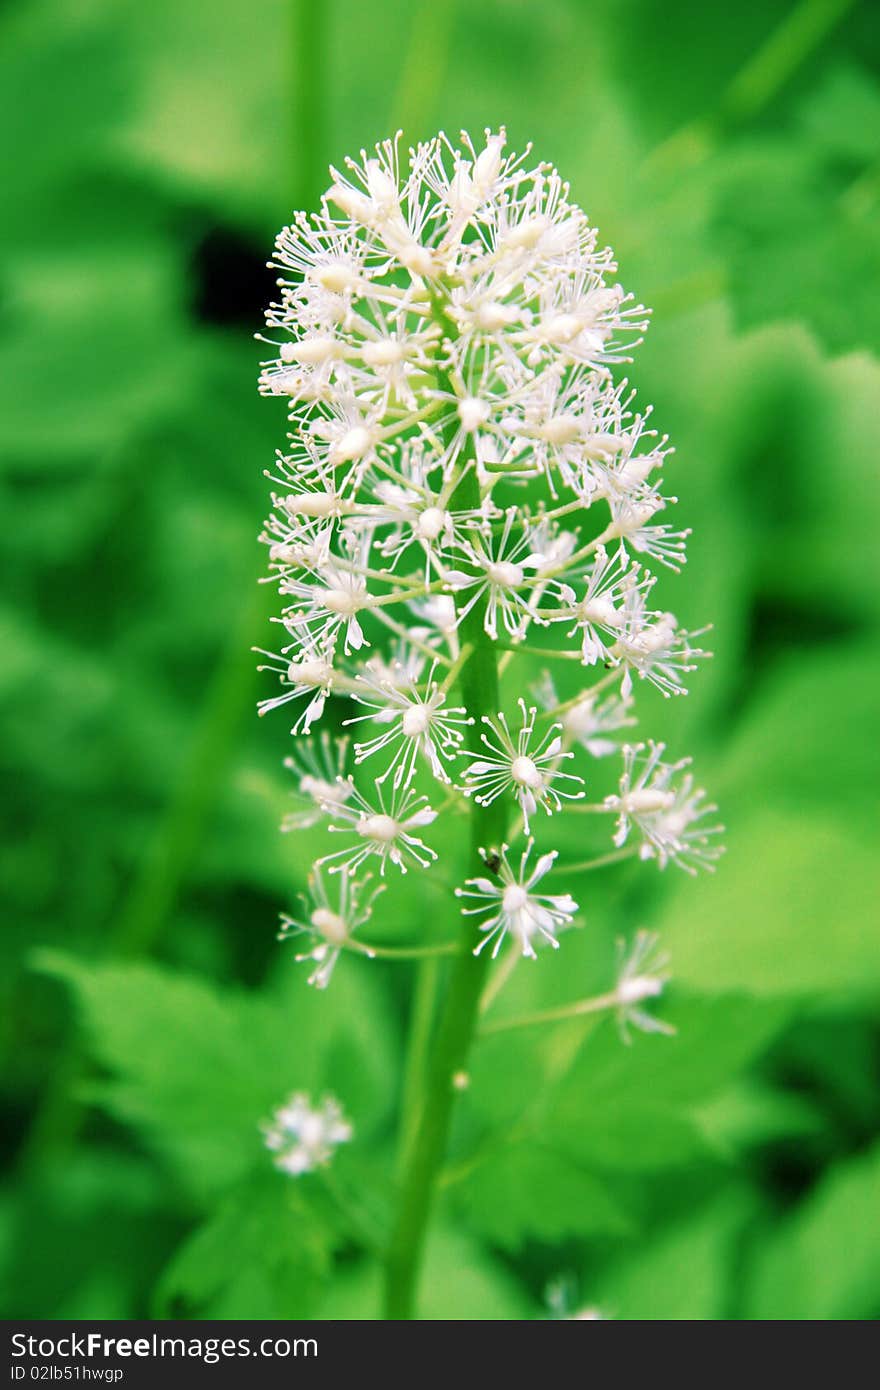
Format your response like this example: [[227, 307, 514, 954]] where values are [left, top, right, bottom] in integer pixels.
[[614, 929, 674, 1043], [603, 741, 724, 873], [262, 1092, 352, 1176], [460, 698, 585, 832], [279, 864, 383, 989], [456, 839, 579, 959], [318, 780, 438, 875]]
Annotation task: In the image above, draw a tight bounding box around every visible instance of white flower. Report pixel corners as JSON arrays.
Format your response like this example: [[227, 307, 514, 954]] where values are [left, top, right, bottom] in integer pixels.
[[255, 641, 336, 733], [344, 661, 472, 788], [282, 733, 351, 830], [255, 129, 722, 986], [456, 839, 578, 959], [319, 780, 438, 875], [604, 742, 724, 873], [443, 508, 546, 642], [533, 672, 635, 757], [262, 1092, 352, 1175], [281, 553, 371, 657], [256, 130, 712, 718], [460, 698, 584, 831], [616, 610, 710, 698], [559, 543, 653, 666], [614, 929, 674, 1042], [609, 487, 690, 572], [279, 864, 382, 989]]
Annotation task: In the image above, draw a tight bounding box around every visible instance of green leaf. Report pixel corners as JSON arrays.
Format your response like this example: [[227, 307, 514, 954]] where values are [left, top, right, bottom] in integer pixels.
[[711, 135, 880, 354], [659, 812, 880, 996], [717, 641, 880, 814], [747, 1142, 880, 1320], [33, 952, 397, 1203], [456, 1143, 632, 1253], [156, 1172, 330, 1318], [546, 993, 791, 1171], [798, 63, 880, 166], [694, 1080, 822, 1158], [0, 244, 190, 461], [590, 1195, 755, 1320]]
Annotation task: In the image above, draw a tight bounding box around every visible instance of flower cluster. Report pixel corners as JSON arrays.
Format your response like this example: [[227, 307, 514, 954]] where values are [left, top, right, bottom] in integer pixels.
[[262, 1091, 352, 1176], [257, 128, 722, 1008]]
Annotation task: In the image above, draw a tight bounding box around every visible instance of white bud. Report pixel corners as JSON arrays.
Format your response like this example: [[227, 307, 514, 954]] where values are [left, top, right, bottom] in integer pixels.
[[359, 814, 399, 843], [416, 506, 447, 541], [362, 339, 406, 366], [503, 215, 547, 250], [511, 755, 543, 790], [486, 560, 524, 587], [280, 336, 343, 365], [616, 974, 664, 1005], [331, 425, 376, 463], [314, 261, 359, 293], [472, 133, 505, 193], [458, 396, 491, 432], [402, 707, 430, 738], [287, 658, 333, 687], [502, 884, 529, 912], [310, 906, 349, 945], [327, 183, 374, 224]]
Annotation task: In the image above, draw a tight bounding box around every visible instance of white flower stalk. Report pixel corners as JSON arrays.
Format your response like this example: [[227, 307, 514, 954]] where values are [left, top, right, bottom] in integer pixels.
[[256, 127, 724, 1318], [262, 1092, 352, 1176], [460, 699, 585, 831], [282, 733, 351, 831], [603, 741, 724, 873], [614, 930, 674, 1042], [456, 840, 578, 959], [319, 780, 438, 876], [279, 865, 382, 989], [344, 661, 472, 788]]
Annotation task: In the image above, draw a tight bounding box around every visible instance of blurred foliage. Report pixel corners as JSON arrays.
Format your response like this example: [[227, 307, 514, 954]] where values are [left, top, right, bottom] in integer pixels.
[[2, 0, 879, 1320]]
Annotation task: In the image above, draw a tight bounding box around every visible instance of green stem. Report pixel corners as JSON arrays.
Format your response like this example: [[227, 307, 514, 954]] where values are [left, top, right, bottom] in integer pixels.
[[480, 990, 619, 1037], [383, 328, 506, 1315], [382, 661, 505, 1316], [394, 957, 442, 1179]]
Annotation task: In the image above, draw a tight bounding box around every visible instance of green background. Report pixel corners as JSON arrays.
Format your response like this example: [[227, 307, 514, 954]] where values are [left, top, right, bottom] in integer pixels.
[[2, 0, 879, 1320]]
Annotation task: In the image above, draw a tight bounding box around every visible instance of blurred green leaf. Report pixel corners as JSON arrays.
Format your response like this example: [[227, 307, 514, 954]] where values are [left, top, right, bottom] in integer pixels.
[[33, 952, 397, 1202], [156, 1172, 330, 1318], [547, 994, 791, 1171], [456, 1143, 632, 1253], [660, 812, 880, 996], [747, 1141, 880, 1319], [589, 1194, 756, 1320]]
